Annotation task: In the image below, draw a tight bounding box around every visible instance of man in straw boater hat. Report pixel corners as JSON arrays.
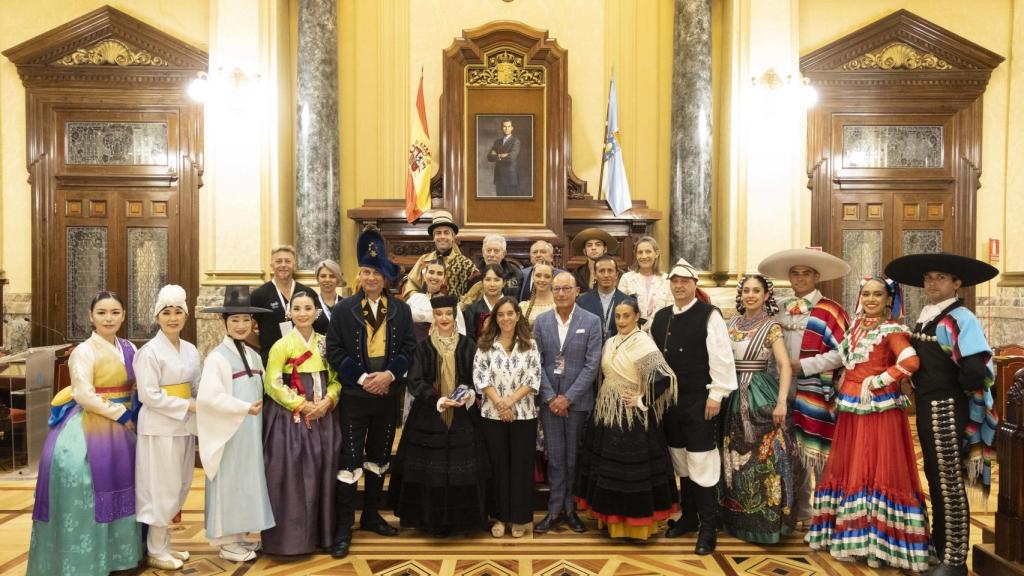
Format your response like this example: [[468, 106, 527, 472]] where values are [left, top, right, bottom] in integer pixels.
[[885, 252, 999, 576], [400, 210, 477, 300], [758, 248, 851, 525], [571, 227, 619, 291], [649, 258, 737, 554], [325, 229, 417, 559]]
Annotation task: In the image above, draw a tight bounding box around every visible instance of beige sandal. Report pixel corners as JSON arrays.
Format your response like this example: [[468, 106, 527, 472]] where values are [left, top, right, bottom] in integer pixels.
[[510, 523, 529, 538], [491, 521, 506, 537]]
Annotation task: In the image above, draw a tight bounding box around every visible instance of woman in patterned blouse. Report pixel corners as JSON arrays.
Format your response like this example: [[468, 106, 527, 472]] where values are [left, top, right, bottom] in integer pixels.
[[473, 297, 542, 539]]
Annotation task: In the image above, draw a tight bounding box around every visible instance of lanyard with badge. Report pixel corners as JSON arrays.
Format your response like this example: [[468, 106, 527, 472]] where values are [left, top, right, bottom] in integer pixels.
[[317, 293, 334, 322], [554, 310, 573, 376], [276, 279, 295, 337]]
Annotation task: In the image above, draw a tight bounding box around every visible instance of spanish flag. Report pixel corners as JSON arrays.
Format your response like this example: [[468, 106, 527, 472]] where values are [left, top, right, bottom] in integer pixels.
[[405, 72, 432, 223]]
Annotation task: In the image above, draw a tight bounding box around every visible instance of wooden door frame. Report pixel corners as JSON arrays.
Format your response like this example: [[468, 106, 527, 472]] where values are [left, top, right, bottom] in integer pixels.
[[800, 10, 1003, 306], [3, 6, 207, 345]]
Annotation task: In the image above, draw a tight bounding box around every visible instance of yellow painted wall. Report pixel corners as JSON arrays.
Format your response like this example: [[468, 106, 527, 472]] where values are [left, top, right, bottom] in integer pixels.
[[798, 0, 1017, 281], [0, 0, 210, 294], [338, 0, 674, 283]]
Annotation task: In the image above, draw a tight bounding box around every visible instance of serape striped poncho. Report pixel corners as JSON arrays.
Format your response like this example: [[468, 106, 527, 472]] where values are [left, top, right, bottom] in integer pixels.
[[794, 298, 849, 474]]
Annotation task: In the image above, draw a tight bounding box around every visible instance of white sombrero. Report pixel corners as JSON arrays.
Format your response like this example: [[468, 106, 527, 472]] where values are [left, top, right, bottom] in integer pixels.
[[758, 248, 851, 282]]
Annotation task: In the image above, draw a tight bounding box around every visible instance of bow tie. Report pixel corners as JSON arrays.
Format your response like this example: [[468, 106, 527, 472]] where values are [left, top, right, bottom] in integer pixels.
[[786, 297, 811, 316]]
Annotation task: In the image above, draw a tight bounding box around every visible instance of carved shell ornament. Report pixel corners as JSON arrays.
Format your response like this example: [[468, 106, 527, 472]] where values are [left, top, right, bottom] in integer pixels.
[[55, 39, 168, 67], [466, 48, 545, 87], [842, 42, 953, 71]]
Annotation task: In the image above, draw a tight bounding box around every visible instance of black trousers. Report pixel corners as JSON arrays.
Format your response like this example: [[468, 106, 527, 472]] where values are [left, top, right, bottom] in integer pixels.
[[481, 418, 537, 524], [334, 393, 399, 538], [915, 394, 970, 567]]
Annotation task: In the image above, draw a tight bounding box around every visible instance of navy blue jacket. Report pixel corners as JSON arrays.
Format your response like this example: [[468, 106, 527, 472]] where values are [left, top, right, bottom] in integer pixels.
[[324, 290, 417, 399]]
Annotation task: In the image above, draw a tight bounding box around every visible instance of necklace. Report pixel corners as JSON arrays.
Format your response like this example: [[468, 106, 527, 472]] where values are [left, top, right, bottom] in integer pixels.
[[734, 310, 769, 332]]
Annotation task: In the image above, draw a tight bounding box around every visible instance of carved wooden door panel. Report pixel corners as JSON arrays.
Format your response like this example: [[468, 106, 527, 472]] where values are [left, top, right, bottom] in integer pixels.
[[831, 190, 953, 318], [55, 186, 179, 344]]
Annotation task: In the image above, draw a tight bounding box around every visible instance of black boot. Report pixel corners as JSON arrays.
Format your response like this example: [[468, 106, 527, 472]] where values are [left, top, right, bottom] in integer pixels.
[[360, 472, 398, 536], [666, 477, 699, 537], [693, 483, 719, 555]]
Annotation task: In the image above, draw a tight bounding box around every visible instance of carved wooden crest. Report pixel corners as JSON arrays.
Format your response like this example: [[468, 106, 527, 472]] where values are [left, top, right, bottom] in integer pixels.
[[466, 48, 545, 87], [801, 9, 1003, 93], [3, 5, 207, 86]]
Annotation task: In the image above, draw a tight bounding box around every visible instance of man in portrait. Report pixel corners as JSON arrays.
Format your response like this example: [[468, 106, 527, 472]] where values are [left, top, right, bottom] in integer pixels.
[[487, 118, 521, 196]]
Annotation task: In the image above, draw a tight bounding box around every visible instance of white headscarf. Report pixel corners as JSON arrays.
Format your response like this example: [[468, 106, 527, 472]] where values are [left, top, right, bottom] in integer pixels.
[[154, 284, 188, 317]]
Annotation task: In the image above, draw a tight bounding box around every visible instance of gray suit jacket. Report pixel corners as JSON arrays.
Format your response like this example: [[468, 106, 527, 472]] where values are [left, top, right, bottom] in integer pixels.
[[533, 306, 603, 412]]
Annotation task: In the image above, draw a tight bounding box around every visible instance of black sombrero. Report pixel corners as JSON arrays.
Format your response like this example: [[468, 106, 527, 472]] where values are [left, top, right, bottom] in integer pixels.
[[884, 252, 998, 288], [203, 285, 272, 315]]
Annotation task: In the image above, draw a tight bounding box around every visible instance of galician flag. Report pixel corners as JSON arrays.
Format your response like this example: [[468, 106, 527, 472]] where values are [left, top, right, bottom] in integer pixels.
[[405, 72, 432, 223], [602, 77, 632, 216]]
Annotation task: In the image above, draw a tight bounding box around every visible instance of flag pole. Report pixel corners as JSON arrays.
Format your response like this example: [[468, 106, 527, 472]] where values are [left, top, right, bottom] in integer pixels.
[[597, 69, 614, 202]]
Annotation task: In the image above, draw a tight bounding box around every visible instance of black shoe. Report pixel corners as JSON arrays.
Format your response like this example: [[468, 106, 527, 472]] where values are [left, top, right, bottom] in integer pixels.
[[566, 512, 586, 533], [665, 517, 699, 538], [533, 513, 562, 534], [927, 564, 968, 576], [330, 536, 351, 559], [360, 516, 399, 537], [694, 527, 717, 555]]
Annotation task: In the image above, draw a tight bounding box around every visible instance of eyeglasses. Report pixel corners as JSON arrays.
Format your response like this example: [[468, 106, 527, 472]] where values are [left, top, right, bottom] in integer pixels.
[[551, 286, 576, 293]]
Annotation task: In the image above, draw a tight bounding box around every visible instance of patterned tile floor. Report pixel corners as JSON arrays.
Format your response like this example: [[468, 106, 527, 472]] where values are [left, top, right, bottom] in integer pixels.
[[0, 423, 998, 576]]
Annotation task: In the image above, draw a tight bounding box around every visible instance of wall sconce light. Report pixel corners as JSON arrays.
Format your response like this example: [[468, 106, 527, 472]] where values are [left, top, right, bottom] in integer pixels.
[[187, 71, 209, 102], [751, 68, 818, 107], [187, 67, 262, 105]]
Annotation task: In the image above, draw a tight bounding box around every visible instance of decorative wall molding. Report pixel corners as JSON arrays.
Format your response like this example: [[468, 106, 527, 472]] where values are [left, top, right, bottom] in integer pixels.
[[55, 38, 167, 67], [466, 48, 545, 87], [841, 42, 952, 71]]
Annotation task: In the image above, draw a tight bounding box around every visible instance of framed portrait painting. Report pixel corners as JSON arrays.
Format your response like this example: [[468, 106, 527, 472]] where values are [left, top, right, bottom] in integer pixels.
[[475, 114, 534, 198]]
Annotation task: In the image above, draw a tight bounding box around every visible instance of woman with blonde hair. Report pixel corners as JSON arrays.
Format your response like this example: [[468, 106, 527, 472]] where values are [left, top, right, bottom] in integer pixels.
[[312, 259, 344, 335], [523, 262, 556, 328], [618, 236, 673, 330]]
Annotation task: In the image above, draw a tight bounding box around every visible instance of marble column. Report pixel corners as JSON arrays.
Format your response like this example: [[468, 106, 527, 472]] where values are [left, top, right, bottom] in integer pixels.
[[668, 0, 713, 271], [295, 0, 340, 269]]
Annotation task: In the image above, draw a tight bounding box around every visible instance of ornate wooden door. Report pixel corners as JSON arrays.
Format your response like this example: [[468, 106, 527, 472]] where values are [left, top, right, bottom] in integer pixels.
[[801, 10, 1003, 314], [3, 7, 206, 345]]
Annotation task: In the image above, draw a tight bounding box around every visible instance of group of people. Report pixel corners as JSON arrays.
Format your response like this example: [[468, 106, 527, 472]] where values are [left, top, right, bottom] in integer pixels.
[[25, 208, 999, 576]]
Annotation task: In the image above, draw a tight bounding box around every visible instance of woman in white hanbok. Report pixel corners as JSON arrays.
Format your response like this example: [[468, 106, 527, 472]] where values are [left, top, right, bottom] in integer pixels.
[[197, 286, 275, 562], [135, 285, 201, 570]]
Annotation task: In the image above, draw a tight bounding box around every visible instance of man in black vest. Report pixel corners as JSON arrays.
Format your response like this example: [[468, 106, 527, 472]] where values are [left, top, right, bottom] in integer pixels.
[[649, 258, 737, 555], [885, 253, 999, 576], [325, 229, 417, 559]]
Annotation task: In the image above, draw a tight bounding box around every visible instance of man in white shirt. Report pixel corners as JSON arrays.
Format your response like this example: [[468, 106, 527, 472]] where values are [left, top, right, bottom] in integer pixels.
[[649, 258, 738, 555]]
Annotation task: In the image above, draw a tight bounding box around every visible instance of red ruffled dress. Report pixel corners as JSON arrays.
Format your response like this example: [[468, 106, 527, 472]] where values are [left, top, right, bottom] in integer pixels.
[[802, 319, 931, 572]]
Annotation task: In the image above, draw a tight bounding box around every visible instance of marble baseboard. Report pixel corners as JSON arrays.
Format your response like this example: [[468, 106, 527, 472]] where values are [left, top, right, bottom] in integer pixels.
[[196, 285, 227, 361], [2, 292, 32, 354], [979, 287, 1024, 347]]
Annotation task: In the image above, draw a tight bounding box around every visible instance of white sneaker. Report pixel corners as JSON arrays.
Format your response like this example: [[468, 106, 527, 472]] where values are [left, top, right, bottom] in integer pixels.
[[219, 543, 257, 562], [147, 555, 184, 570], [239, 540, 262, 552], [168, 549, 190, 562]]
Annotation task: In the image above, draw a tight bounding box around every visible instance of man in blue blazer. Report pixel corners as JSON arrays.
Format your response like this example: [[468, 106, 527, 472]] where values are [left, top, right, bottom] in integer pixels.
[[533, 272, 603, 534], [575, 255, 627, 340]]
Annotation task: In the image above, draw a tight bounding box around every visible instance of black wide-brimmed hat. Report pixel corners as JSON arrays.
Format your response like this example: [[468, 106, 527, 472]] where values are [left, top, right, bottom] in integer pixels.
[[357, 228, 401, 281], [884, 252, 998, 288], [427, 210, 459, 236], [203, 285, 272, 315]]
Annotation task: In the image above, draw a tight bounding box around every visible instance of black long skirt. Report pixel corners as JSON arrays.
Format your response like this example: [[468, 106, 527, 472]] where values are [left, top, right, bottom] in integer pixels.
[[389, 398, 490, 534], [573, 415, 679, 539]]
